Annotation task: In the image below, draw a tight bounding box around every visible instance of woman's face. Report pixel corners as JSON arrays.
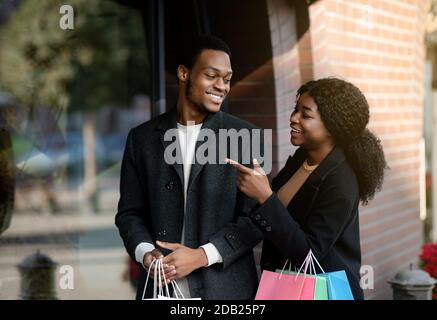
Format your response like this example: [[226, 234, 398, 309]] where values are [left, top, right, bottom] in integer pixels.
[[290, 92, 333, 151]]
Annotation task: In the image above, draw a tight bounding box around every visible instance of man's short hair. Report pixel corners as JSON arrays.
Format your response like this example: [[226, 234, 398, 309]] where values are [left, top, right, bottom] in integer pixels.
[[179, 35, 231, 70]]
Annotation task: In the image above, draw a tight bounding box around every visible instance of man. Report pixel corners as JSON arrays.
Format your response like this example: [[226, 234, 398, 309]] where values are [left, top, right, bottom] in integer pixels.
[[115, 35, 265, 299]]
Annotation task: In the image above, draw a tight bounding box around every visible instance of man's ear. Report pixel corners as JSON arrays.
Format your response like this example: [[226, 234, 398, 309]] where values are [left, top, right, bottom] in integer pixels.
[[177, 65, 189, 82]]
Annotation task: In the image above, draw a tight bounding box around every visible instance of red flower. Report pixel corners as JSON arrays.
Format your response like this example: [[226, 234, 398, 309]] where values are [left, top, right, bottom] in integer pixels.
[[419, 242, 437, 300], [420, 243, 437, 265]]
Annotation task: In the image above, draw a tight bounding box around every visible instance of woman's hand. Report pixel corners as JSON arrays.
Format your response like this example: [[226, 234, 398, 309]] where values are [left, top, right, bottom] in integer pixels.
[[225, 158, 273, 204]]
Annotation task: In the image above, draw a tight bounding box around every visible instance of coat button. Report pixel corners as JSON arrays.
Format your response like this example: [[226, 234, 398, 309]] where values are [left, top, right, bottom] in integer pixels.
[[260, 220, 267, 227], [157, 229, 167, 237], [165, 181, 174, 190], [227, 234, 236, 240], [265, 226, 272, 232], [254, 214, 261, 221]]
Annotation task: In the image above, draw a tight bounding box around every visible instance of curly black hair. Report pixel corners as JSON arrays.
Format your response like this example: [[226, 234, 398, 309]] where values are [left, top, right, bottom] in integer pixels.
[[297, 78, 387, 204]]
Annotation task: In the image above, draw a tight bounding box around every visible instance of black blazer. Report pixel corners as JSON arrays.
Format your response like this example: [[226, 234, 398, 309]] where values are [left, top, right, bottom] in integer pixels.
[[249, 146, 364, 299], [115, 107, 264, 299]]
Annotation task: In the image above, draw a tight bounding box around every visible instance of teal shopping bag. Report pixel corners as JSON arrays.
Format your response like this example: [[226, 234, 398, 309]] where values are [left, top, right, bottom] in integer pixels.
[[321, 270, 354, 300]]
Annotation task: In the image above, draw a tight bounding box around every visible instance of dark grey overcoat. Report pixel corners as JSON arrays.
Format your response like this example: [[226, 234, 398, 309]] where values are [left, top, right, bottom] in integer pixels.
[[115, 107, 264, 299]]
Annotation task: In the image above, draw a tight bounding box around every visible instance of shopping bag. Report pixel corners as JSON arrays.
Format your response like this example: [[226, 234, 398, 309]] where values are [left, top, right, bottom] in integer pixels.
[[256, 252, 322, 300], [142, 258, 201, 300], [255, 270, 314, 300], [312, 275, 328, 300], [157, 280, 201, 300], [320, 270, 354, 300], [301, 250, 354, 300], [275, 251, 328, 300]]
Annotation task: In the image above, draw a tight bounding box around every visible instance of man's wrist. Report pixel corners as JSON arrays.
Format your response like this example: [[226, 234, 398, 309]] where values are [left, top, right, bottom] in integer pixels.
[[196, 247, 209, 268], [135, 242, 155, 268], [142, 254, 148, 268]]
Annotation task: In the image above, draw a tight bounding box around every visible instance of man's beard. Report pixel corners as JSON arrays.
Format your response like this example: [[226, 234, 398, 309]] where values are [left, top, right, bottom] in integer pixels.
[[185, 75, 210, 114]]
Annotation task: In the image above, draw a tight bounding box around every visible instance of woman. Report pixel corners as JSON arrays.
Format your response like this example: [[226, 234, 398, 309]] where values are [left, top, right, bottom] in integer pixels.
[[226, 78, 386, 300]]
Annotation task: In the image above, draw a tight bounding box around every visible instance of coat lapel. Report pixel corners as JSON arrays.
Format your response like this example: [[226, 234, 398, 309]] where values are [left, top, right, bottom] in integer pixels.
[[187, 111, 222, 190], [156, 107, 184, 186], [305, 146, 346, 187]]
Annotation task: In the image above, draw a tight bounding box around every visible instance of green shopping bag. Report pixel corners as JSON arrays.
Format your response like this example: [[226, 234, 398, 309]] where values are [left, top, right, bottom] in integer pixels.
[[310, 275, 328, 300]]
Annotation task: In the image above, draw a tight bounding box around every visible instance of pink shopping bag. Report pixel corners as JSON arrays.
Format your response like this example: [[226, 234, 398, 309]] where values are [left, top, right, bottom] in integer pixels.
[[255, 270, 315, 300]]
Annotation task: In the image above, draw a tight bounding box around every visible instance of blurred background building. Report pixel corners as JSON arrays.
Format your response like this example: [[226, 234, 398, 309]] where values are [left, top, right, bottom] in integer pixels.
[[0, 0, 434, 299]]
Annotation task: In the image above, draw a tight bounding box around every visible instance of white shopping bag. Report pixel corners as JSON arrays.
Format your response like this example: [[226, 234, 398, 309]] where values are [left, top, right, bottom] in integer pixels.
[[157, 280, 201, 300]]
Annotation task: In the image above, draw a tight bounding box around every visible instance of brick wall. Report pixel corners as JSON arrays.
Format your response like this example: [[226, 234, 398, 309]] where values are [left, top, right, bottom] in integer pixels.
[[266, 0, 427, 299]]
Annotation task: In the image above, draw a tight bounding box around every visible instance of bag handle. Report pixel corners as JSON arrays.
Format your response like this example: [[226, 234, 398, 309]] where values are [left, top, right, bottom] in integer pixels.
[[170, 279, 186, 299], [294, 250, 320, 300], [278, 259, 298, 279], [142, 257, 157, 300], [278, 259, 290, 279], [309, 250, 325, 274], [157, 259, 171, 298], [295, 249, 326, 275], [295, 250, 312, 277], [142, 258, 172, 299]]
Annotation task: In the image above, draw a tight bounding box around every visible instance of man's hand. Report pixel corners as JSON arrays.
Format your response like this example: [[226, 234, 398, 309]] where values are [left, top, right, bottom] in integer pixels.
[[143, 248, 176, 284], [157, 241, 208, 281]]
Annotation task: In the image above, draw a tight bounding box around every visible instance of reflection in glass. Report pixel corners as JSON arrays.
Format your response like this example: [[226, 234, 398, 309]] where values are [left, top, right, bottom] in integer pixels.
[[0, 0, 150, 299]]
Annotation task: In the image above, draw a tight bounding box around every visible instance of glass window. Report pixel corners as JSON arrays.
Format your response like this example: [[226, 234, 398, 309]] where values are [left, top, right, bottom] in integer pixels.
[[0, 0, 150, 299]]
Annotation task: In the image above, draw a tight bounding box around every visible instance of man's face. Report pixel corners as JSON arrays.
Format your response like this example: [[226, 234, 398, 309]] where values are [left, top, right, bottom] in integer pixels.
[[182, 49, 232, 114]]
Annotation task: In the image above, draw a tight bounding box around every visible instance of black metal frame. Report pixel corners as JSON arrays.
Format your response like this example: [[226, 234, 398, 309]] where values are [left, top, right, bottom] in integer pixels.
[[149, 0, 166, 118]]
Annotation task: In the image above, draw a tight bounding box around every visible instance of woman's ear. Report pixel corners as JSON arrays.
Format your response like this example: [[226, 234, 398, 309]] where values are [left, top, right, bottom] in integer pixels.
[[177, 65, 188, 82]]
